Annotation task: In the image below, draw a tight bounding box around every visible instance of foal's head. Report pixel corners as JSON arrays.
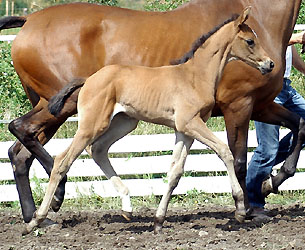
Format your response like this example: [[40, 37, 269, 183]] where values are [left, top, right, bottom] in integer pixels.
[[230, 7, 274, 75]]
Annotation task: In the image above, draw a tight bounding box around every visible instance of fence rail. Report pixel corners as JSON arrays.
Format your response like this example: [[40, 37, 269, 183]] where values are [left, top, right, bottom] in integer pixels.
[[1, 129, 305, 203], [1, 25, 305, 202]]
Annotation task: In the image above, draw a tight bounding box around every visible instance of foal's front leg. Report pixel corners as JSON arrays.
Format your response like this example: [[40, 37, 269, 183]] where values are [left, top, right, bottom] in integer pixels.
[[180, 115, 246, 222], [154, 131, 193, 234]]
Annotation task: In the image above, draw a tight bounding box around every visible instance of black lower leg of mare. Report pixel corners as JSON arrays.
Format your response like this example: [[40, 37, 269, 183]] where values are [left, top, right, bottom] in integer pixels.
[[9, 141, 36, 223], [9, 117, 67, 214], [272, 118, 305, 189]]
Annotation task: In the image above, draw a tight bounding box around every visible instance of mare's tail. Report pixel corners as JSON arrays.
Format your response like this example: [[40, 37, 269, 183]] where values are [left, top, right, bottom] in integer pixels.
[[0, 16, 27, 30], [48, 78, 86, 117]]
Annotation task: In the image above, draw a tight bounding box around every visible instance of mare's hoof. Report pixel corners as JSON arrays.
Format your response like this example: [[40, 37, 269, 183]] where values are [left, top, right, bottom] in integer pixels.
[[261, 175, 277, 197], [51, 195, 64, 212], [122, 211, 132, 221], [39, 218, 57, 228]]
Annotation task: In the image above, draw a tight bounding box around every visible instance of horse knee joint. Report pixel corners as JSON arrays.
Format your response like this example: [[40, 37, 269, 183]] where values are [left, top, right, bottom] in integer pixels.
[[284, 166, 296, 178], [91, 143, 108, 158], [234, 158, 247, 179]]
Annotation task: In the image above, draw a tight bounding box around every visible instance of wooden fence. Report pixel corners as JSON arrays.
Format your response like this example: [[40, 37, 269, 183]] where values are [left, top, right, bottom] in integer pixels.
[[1, 129, 305, 203], [1, 28, 305, 202]]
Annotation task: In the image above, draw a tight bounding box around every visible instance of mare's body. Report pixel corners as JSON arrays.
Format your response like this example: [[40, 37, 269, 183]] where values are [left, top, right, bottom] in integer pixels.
[[0, 0, 302, 223]]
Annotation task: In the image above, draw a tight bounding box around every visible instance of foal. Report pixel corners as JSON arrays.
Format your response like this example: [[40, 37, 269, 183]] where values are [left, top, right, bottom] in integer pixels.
[[26, 7, 273, 234]]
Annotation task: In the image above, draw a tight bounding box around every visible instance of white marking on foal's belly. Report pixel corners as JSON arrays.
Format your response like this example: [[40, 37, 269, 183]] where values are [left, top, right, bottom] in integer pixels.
[[110, 103, 127, 121]]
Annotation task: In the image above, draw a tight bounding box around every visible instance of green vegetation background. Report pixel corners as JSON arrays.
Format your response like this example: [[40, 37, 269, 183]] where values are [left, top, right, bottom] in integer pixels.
[[0, 0, 305, 140]]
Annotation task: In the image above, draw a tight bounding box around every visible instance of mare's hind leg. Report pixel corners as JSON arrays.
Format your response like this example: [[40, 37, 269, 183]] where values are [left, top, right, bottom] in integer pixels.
[[263, 118, 305, 195], [8, 141, 35, 223], [8, 98, 74, 222], [154, 131, 193, 234], [181, 115, 245, 221], [90, 113, 138, 216], [251, 103, 305, 196]]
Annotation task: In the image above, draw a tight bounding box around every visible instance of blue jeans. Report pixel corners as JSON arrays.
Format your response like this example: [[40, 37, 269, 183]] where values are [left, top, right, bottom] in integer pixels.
[[246, 78, 305, 208]]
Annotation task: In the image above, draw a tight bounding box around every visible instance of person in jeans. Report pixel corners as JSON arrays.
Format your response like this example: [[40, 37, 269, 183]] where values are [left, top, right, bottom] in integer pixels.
[[246, 31, 305, 221]]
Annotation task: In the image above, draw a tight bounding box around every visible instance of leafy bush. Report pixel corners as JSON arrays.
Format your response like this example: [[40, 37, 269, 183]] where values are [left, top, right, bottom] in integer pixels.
[[144, 0, 189, 11], [0, 42, 31, 121], [297, 2, 305, 24]]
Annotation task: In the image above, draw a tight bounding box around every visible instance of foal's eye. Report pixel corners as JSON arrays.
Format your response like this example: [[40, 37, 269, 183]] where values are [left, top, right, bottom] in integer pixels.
[[246, 39, 255, 46]]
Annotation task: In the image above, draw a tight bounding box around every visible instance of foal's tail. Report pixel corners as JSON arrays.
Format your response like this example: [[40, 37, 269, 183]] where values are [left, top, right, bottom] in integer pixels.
[[0, 16, 27, 30], [48, 78, 86, 117]]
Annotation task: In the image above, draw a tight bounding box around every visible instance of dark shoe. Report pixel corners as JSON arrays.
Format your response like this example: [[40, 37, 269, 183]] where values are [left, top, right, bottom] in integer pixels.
[[251, 207, 272, 224]]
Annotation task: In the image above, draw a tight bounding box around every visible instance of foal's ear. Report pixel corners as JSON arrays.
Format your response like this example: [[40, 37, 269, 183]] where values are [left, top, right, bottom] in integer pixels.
[[237, 6, 251, 26]]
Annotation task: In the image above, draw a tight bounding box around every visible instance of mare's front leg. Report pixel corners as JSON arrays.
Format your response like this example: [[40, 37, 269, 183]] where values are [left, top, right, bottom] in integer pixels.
[[90, 113, 138, 218], [8, 98, 73, 222], [221, 102, 253, 214], [154, 131, 193, 234], [252, 102, 305, 196]]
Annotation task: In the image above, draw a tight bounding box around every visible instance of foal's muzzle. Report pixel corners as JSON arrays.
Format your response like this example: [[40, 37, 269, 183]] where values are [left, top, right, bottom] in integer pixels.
[[259, 59, 274, 75]]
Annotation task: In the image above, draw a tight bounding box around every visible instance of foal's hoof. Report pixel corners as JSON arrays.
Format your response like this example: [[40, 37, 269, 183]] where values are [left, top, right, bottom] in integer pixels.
[[22, 221, 37, 236], [153, 216, 164, 234], [235, 213, 246, 223], [153, 223, 163, 234], [122, 211, 132, 221]]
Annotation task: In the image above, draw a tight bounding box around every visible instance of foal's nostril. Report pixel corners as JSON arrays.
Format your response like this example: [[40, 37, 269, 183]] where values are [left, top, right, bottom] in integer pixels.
[[270, 61, 275, 69]]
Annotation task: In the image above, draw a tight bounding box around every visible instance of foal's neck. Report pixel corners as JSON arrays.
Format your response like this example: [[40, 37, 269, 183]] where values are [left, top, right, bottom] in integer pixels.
[[186, 21, 237, 87]]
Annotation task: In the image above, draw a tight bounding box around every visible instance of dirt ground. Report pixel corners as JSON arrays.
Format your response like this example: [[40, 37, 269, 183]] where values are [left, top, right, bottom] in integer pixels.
[[1, 203, 305, 250]]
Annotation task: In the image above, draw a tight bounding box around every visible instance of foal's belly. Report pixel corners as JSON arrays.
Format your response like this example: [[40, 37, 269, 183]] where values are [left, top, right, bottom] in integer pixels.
[[111, 103, 176, 128]]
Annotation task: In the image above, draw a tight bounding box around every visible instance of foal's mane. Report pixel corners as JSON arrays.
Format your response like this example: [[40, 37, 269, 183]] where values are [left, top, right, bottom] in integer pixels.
[[171, 14, 239, 65]]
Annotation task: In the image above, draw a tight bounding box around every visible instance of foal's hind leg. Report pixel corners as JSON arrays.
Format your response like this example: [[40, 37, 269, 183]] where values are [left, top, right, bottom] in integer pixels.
[[180, 115, 246, 222], [25, 130, 93, 234], [154, 131, 193, 234], [91, 113, 138, 217], [25, 95, 116, 233]]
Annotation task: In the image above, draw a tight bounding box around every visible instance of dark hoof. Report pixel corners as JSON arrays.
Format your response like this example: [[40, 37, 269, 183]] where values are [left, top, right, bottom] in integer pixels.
[[247, 207, 273, 225], [252, 214, 272, 225], [261, 175, 278, 197], [50, 195, 64, 212], [38, 218, 57, 228]]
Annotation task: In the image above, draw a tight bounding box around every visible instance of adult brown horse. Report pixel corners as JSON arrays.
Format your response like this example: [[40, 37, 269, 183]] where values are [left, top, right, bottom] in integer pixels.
[[0, 0, 303, 226]]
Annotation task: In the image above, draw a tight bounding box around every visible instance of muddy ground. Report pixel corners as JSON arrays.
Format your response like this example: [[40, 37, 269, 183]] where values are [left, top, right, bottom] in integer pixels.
[[1, 203, 305, 250]]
